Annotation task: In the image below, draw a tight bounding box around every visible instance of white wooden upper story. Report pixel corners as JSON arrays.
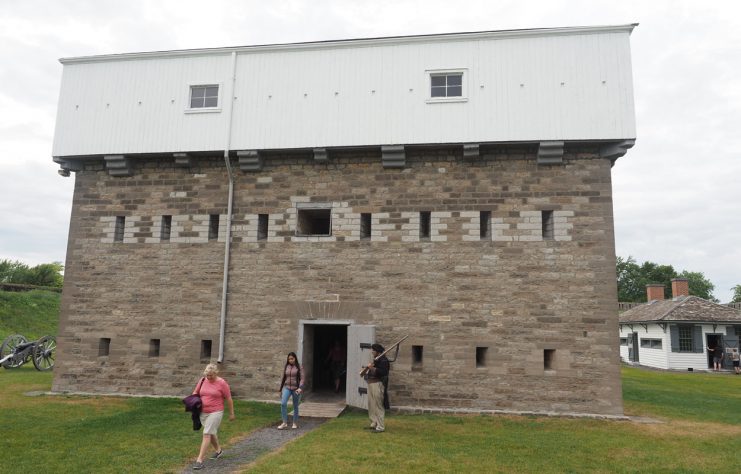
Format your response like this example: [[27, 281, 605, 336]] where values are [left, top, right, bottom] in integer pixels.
[[52, 25, 637, 159]]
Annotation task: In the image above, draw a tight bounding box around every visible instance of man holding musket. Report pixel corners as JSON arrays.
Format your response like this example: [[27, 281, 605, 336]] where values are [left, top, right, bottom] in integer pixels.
[[365, 343, 390, 433]]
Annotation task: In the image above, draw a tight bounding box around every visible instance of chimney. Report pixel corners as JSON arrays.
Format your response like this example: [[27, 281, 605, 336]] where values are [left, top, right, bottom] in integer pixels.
[[646, 284, 665, 301], [671, 278, 689, 298]]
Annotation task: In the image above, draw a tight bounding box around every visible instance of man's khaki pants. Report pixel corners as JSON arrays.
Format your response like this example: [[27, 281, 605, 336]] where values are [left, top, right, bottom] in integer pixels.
[[367, 381, 385, 431]]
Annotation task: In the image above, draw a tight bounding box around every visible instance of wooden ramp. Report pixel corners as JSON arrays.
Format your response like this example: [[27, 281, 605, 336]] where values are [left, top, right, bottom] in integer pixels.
[[297, 400, 347, 418]]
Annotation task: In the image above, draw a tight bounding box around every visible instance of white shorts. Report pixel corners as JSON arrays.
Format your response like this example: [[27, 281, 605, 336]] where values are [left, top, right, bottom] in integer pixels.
[[199, 410, 224, 435]]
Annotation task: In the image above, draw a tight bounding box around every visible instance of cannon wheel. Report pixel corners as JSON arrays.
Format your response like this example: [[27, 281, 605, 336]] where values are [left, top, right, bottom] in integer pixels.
[[32, 336, 57, 371], [0, 334, 28, 369]]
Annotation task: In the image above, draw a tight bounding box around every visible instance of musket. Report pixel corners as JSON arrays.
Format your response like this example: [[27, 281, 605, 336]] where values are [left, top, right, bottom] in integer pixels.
[[359, 335, 409, 376]]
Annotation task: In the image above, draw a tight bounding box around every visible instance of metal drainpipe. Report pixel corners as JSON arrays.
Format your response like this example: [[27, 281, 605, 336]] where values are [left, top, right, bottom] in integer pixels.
[[218, 51, 238, 363]]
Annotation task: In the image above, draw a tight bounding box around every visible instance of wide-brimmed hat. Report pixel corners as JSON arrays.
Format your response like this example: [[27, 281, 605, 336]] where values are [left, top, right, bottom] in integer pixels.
[[371, 343, 384, 352]]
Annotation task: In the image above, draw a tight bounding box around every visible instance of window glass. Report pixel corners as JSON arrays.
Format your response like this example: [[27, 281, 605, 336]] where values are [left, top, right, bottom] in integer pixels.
[[431, 86, 447, 97], [429, 73, 463, 98], [190, 85, 218, 108], [431, 75, 446, 87], [678, 325, 693, 352], [447, 85, 462, 97], [447, 74, 462, 86]]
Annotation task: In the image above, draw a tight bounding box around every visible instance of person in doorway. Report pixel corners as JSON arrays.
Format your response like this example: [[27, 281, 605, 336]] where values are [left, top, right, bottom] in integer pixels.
[[324, 340, 346, 393], [278, 352, 304, 429], [364, 343, 390, 433], [730, 348, 740, 375], [192, 363, 235, 471], [710, 344, 724, 372]]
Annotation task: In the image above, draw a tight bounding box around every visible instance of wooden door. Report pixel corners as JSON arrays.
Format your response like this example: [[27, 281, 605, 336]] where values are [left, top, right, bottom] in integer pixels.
[[346, 325, 375, 409]]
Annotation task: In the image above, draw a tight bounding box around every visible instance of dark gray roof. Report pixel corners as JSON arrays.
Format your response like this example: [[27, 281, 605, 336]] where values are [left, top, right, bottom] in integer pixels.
[[619, 296, 741, 323]]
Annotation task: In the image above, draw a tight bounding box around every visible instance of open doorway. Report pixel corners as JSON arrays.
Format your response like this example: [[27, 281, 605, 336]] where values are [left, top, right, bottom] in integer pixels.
[[299, 322, 348, 402], [706, 334, 723, 369]]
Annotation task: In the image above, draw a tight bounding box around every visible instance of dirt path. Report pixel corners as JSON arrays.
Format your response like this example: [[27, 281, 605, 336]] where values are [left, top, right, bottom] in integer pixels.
[[180, 418, 327, 473]]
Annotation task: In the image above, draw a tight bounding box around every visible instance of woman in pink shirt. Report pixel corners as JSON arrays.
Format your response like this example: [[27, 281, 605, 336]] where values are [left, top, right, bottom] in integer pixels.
[[192, 363, 235, 470], [278, 352, 304, 429]]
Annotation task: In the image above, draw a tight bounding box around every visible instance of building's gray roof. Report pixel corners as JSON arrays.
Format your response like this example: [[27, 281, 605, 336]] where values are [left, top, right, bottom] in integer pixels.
[[619, 296, 741, 323]]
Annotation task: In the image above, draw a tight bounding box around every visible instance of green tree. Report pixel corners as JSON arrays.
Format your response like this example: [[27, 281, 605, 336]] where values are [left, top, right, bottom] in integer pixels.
[[0, 259, 30, 283], [0, 259, 64, 287], [25, 262, 65, 287], [616, 256, 717, 302], [678, 270, 717, 302], [638, 261, 677, 299], [731, 285, 741, 303], [616, 256, 644, 302], [617, 256, 676, 302]]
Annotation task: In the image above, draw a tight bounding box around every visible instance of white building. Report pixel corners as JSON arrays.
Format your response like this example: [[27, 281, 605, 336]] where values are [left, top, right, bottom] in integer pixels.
[[619, 279, 741, 371], [53, 24, 637, 174]]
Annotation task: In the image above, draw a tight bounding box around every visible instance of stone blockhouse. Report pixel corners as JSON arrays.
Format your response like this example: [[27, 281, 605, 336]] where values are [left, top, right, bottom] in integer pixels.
[[51, 25, 638, 416]]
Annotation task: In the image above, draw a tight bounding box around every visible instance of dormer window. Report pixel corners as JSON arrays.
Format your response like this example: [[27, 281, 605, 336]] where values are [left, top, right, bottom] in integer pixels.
[[189, 85, 219, 109]]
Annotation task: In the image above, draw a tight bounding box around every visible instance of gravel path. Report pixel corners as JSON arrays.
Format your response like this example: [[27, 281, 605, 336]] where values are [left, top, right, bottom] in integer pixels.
[[180, 418, 327, 473]]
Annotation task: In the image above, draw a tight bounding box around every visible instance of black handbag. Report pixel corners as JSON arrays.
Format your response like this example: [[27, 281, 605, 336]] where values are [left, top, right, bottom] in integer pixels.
[[183, 377, 205, 412]]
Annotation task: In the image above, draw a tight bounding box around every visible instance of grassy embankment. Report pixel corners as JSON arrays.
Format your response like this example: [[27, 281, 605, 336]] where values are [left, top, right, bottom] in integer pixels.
[[0, 289, 59, 341]]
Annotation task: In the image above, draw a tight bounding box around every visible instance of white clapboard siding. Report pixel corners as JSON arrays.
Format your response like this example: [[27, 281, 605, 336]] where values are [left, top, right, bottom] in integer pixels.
[[621, 323, 732, 371], [638, 326, 669, 369], [53, 26, 636, 158]]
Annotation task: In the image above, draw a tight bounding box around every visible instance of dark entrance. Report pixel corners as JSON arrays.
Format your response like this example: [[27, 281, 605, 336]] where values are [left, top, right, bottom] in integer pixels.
[[706, 334, 723, 369], [310, 324, 348, 396]]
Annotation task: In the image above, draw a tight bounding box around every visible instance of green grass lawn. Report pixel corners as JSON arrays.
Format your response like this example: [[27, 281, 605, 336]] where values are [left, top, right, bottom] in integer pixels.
[[1, 366, 276, 473], [1, 365, 739, 473], [623, 365, 741, 425], [249, 366, 741, 473]]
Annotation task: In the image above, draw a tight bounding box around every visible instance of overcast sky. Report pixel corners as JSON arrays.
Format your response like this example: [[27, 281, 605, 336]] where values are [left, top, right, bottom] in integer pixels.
[[1, 0, 739, 302]]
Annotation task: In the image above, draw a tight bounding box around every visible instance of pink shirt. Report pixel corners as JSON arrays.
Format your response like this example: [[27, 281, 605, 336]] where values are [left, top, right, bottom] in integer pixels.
[[195, 377, 232, 414]]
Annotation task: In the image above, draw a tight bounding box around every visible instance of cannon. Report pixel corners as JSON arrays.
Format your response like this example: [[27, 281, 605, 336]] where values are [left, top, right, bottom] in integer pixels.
[[0, 334, 56, 371]]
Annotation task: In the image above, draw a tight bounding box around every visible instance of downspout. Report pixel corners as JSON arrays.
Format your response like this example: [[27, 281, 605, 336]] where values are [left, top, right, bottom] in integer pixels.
[[218, 51, 238, 363]]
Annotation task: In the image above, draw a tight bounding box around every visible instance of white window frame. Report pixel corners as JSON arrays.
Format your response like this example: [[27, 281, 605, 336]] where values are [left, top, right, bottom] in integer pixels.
[[425, 68, 468, 104], [185, 82, 223, 113]]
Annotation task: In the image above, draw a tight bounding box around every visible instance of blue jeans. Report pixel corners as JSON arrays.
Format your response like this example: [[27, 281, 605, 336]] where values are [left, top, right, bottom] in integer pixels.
[[281, 387, 300, 423]]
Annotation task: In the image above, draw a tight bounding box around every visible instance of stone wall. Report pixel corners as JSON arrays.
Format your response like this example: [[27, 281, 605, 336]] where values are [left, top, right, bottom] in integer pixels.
[[53, 145, 623, 415]]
